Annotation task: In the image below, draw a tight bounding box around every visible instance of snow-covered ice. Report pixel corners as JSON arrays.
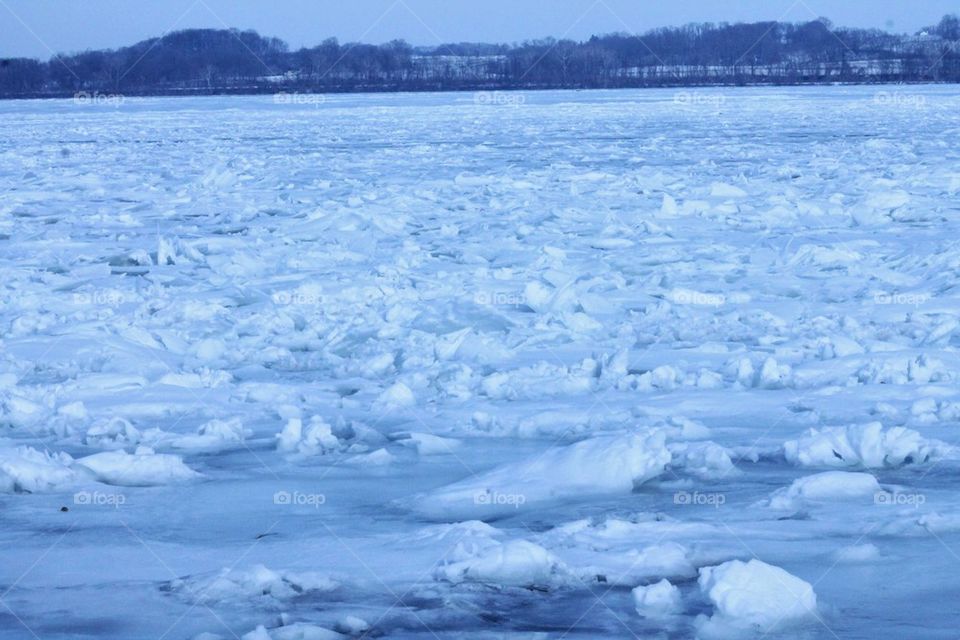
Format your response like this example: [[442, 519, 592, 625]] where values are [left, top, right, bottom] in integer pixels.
[[764, 470, 881, 511], [74, 447, 200, 486], [2, 86, 960, 638], [697, 559, 818, 634], [782, 422, 943, 468], [433, 539, 568, 588], [632, 578, 682, 618], [412, 430, 671, 519]]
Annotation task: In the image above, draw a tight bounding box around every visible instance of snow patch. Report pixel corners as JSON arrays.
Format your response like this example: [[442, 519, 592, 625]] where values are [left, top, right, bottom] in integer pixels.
[[633, 579, 683, 618], [75, 447, 200, 486], [414, 430, 670, 518], [390, 431, 461, 455], [375, 382, 416, 409], [765, 471, 880, 510], [698, 559, 817, 632], [783, 422, 942, 468], [0, 445, 77, 493], [170, 418, 250, 451], [434, 539, 567, 588], [171, 565, 338, 606], [277, 417, 340, 456]]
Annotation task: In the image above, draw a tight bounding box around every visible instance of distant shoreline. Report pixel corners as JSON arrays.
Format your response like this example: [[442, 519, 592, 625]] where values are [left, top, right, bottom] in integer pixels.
[[1, 78, 957, 102], [3, 18, 960, 101]]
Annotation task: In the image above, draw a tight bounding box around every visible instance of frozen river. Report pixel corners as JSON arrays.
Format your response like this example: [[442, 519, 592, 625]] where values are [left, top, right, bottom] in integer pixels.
[[2, 86, 960, 639]]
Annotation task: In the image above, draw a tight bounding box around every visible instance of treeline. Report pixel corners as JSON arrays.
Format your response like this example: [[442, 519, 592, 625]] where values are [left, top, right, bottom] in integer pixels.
[[2, 15, 960, 97]]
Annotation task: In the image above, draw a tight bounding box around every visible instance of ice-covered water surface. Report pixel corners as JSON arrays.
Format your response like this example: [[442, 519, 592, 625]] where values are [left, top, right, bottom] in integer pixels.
[[1, 86, 959, 639]]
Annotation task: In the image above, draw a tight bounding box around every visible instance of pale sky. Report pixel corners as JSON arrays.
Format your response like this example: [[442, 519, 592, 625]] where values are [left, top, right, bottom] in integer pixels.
[[1, 0, 957, 59]]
